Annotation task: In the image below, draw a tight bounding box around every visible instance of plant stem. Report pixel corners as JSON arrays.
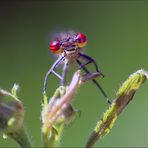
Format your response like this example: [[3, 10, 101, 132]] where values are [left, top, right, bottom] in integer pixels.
[[41, 70, 82, 147], [86, 69, 148, 147], [7, 125, 33, 148]]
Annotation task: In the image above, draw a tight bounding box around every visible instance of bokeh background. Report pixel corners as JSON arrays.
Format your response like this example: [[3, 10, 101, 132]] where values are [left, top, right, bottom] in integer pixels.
[[1, 0, 148, 147]]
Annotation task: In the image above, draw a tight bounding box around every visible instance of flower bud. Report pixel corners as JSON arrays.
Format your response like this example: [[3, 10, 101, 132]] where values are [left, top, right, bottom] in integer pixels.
[[0, 85, 24, 133]]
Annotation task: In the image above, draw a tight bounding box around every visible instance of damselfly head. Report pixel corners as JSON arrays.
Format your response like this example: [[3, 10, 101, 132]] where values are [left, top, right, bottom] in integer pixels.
[[49, 32, 87, 54]]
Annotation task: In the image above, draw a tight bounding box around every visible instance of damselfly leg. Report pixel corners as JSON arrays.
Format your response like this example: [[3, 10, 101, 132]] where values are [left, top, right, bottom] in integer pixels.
[[77, 53, 112, 105], [78, 52, 104, 77], [60, 59, 69, 86], [43, 55, 65, 95]]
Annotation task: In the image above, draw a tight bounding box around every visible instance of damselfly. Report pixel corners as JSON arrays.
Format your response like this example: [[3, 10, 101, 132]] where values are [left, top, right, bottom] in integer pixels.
[[43, 31, 111, 104]]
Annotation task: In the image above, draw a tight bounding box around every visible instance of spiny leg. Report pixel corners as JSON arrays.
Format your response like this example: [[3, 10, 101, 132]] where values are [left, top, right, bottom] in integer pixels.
[[43, 55, 65, 95], [78, 52, 104, 77], [76, 58, 112, 105]]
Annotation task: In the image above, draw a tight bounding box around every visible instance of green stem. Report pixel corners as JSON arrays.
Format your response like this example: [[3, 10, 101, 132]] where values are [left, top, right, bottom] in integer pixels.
[[7, 125, 33, 148], [86, 69, 148, 147], [42, 126, 55, 147], [42, 125, 64, 147]]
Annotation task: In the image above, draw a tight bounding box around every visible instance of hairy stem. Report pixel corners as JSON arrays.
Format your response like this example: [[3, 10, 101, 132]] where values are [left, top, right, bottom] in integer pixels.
[[86, 69, 148, 147]]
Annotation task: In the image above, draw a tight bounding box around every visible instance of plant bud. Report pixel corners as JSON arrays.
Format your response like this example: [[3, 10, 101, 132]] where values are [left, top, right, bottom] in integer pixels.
[[0, 86, 24, 133]]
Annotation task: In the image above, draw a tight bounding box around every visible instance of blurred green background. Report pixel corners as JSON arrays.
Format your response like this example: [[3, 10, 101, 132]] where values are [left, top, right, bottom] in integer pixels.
[[1, 0, 148, 147]]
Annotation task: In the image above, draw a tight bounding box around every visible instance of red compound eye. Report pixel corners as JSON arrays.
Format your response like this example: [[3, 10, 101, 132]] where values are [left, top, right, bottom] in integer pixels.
[[49, 40, 62, 54], [76, 33, 87, 48]]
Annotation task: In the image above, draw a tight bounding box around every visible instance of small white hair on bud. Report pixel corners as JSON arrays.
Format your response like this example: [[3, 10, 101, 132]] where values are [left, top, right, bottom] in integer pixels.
[[13, 83, 20, 91]]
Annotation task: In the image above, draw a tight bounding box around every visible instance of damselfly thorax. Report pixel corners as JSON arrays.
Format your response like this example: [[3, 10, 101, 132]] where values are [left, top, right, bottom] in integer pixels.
[[43, 32, 111, 105]]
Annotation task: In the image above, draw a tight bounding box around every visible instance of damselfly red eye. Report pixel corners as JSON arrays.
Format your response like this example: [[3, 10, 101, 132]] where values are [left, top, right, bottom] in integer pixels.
[[49, 40, 62, 54], [76, 33, 87, 48]]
